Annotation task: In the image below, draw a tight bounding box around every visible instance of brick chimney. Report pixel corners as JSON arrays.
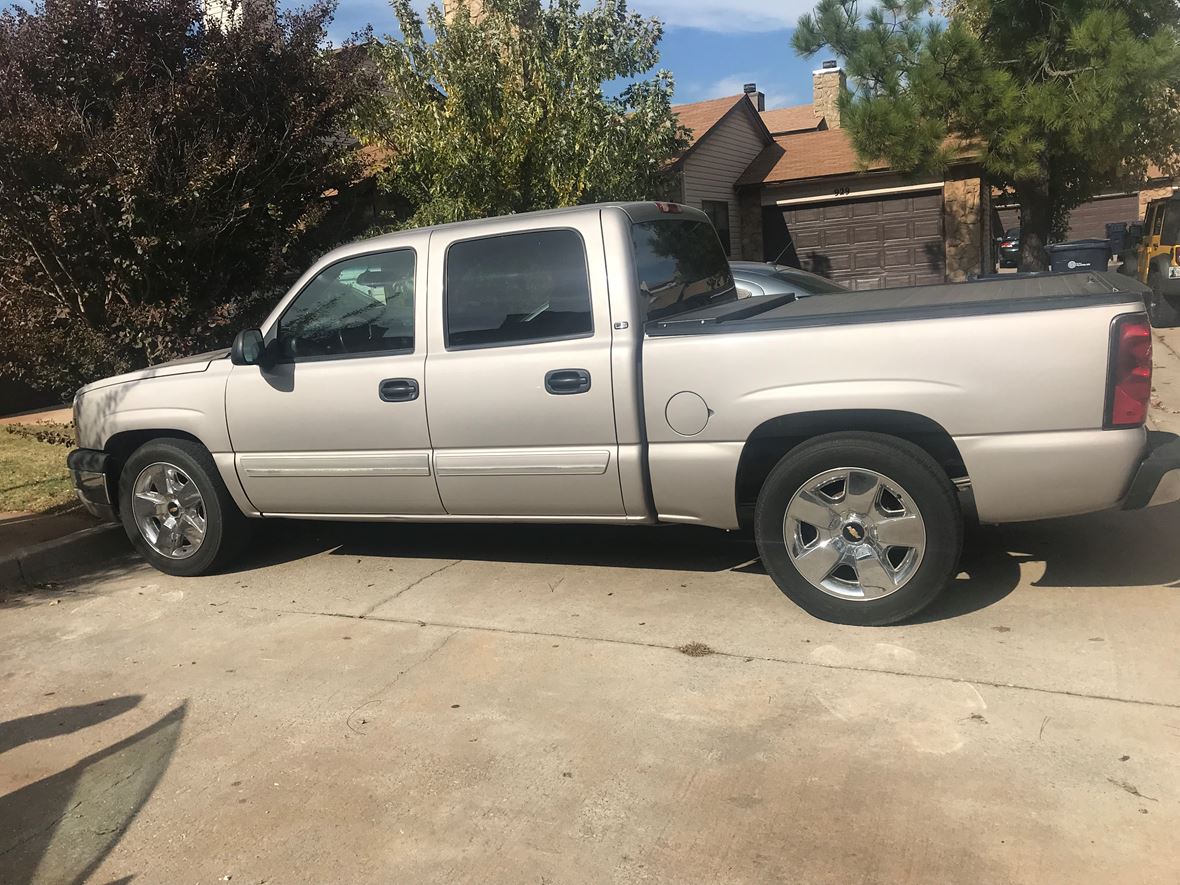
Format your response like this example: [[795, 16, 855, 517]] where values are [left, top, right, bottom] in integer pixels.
[[812, 59, 846, 129], [743, 82, 765, 113]]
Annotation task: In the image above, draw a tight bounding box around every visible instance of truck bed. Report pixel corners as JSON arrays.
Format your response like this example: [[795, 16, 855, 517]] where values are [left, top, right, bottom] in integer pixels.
[[646, 271, 1146, 336]]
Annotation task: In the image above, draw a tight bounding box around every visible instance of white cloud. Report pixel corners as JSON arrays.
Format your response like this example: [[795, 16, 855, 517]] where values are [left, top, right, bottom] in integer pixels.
[[637, 0, 816, 33], [322, 0, 817, 45]]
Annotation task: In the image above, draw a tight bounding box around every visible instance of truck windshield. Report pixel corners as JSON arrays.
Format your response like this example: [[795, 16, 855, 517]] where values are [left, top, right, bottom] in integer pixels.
[[631, 219, 736, 321]]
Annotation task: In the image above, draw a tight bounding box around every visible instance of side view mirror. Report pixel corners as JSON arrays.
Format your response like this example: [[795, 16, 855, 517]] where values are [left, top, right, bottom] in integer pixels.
[[230, 329, 270, 367]]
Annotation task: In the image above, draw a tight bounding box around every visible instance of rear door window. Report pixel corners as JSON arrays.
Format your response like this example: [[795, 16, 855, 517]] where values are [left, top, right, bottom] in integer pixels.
[[444, 229, 593, 349], [630, 219, 735, 321]]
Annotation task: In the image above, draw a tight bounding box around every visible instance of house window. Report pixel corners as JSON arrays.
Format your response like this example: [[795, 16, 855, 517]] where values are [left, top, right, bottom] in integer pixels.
[[701, 200, 732, 256]]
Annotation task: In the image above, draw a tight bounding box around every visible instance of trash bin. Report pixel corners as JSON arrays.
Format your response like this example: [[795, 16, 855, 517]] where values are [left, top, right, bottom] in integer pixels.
[[1046, 239, 1112, 272], [1105, 222, 1128, 255]]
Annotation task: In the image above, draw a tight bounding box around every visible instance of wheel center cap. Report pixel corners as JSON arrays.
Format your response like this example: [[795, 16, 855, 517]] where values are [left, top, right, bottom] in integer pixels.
[[841, 521, 867, 543], [167, 501, 180, 516]]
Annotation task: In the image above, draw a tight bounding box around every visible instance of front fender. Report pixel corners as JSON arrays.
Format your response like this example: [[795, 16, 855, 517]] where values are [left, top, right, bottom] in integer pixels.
[[74, 363, 232, 453]]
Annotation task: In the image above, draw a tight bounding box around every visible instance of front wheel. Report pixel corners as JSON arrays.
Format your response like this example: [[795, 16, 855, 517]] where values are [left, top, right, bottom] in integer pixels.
[[118, 437, 250, 576], [754, 433, 963, 626]]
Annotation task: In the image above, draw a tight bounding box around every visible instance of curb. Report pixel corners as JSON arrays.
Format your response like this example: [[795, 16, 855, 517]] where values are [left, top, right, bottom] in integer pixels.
[[0, 523, 129, 590]]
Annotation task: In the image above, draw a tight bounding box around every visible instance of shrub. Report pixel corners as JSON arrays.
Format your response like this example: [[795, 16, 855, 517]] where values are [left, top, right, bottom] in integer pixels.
[[0, 0, 381, 397]]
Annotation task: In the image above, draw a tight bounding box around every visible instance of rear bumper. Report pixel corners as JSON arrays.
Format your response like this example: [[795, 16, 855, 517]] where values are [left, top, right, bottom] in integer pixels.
[[1123, 431, 1180, 509], [67, 448, 118, 522]]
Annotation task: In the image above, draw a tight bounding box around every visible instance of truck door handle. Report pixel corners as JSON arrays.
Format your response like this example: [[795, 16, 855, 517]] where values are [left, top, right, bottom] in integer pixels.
[[545, 369, 591, 395], [379, 378, 419, 402]]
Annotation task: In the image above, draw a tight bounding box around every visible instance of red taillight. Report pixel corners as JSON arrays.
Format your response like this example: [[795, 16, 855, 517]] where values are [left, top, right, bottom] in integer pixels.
[[654, 201, 682, 214], [1105, 314, 1152, 428]]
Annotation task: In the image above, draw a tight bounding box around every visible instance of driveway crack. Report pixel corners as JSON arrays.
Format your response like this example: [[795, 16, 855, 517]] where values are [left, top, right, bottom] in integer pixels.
[[232, 602, 1180, 712], [345, 631, 457, 734], [357, 560, 461, 618]]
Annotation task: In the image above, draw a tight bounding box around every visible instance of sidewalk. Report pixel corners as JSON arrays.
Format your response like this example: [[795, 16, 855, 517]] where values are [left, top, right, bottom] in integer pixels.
[[1150, 327, 1180, 435], [0, 403, 72, 425]]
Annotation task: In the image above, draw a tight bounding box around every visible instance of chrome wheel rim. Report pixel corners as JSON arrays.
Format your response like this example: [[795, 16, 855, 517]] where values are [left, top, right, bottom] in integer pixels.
[[131, 462, 207, 560], [783, 467, 926, 601]]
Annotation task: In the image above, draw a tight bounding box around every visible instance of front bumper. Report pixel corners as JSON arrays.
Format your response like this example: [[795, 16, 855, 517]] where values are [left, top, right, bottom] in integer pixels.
[[1123, 431, 1180, 509], [67, 448, 118, 522]]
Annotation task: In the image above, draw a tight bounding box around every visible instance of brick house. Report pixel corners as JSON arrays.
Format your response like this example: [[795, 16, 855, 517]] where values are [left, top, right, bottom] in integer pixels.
[[673, 65, 1173, 286]]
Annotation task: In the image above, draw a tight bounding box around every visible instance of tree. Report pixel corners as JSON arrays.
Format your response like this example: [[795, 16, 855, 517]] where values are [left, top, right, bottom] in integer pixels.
[[355, 0, 689, 228], [793, 0, 1180, 270], [0, 0, 380, 397]]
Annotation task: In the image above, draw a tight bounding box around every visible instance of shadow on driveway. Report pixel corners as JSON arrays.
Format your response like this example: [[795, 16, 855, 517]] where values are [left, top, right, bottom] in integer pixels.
[[0, 703, 186, 885], [0, 695, 142, 756]]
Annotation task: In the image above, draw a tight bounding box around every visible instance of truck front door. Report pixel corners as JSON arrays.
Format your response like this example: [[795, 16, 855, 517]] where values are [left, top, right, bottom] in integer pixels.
[[224, 243, 444, 517], [423, 216, 625, 517]]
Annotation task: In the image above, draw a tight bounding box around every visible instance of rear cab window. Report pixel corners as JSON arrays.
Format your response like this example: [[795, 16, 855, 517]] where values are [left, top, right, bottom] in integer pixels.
[[630, 217, 736, 322]]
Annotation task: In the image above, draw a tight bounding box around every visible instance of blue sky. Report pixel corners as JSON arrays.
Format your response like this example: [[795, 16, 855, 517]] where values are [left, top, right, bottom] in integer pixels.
[[318, 0, 824, 111]]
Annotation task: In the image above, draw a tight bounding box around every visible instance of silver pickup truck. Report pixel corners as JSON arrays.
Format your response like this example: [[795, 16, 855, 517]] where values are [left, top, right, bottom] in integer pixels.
[[69, 202, 1180, 625]]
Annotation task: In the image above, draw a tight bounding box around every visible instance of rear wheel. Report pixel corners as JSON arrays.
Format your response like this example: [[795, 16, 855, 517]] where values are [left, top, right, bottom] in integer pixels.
[[118, 438, 250, 576], [754, 433, 963, 626]]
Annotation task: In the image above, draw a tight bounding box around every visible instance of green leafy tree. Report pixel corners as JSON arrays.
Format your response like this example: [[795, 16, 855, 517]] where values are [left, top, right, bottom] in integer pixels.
[[793, 0, 1180, 270], [0, 0, 380, 397], [356, 0, 689, 228]]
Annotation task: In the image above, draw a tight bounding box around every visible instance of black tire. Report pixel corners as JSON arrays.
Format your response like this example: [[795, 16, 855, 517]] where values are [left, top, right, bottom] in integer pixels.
[[754, 432, 963, 626], [1145, 277, 1180, 328], [118, 437, 250, 576]]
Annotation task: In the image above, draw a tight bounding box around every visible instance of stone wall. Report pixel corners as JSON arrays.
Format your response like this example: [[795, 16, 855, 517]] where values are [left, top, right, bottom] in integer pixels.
[[737, 187, 763, 261], [943, 173, 988, 281]]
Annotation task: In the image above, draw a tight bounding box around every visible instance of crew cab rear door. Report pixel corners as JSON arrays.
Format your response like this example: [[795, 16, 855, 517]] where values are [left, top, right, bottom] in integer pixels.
[[423, 212, 624, 517]]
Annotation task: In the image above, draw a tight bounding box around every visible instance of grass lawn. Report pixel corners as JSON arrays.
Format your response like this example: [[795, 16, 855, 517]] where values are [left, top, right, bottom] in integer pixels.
[[0, 423, 77, 513]]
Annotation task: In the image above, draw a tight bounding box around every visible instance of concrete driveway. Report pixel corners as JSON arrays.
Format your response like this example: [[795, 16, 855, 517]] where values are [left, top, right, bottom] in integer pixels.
[[2, 506, 1179, 884]]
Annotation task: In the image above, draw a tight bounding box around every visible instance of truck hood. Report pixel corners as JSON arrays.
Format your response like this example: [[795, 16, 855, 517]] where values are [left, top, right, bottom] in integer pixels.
[[77, 348, 230, 395]]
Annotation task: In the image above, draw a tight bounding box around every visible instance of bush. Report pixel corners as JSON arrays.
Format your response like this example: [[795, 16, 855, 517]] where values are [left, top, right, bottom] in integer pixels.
[[0, 0, 382, 398]]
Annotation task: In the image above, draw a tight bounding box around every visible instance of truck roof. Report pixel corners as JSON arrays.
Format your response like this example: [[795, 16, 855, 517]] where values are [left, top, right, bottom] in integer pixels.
[[321, 201, 707, 263]]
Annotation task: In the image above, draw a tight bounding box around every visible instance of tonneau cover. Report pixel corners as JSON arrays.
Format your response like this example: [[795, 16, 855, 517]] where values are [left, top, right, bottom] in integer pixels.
[[646, 271, 1147, 336]]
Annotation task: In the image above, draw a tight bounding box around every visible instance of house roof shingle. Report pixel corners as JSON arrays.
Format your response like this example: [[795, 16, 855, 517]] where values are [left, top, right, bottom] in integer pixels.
[[672, 94, 748, 148], [737, 129, 889, 186], [759, 104, 823, 135]]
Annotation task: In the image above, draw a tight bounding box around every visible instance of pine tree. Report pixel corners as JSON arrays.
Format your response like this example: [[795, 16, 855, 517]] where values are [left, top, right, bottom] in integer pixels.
[[794, 0, 1180, 270]]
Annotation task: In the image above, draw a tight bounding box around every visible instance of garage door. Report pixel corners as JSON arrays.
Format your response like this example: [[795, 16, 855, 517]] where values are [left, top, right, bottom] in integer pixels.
[[997, 193, 1140, 240], [780, 191, 945, 290]]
